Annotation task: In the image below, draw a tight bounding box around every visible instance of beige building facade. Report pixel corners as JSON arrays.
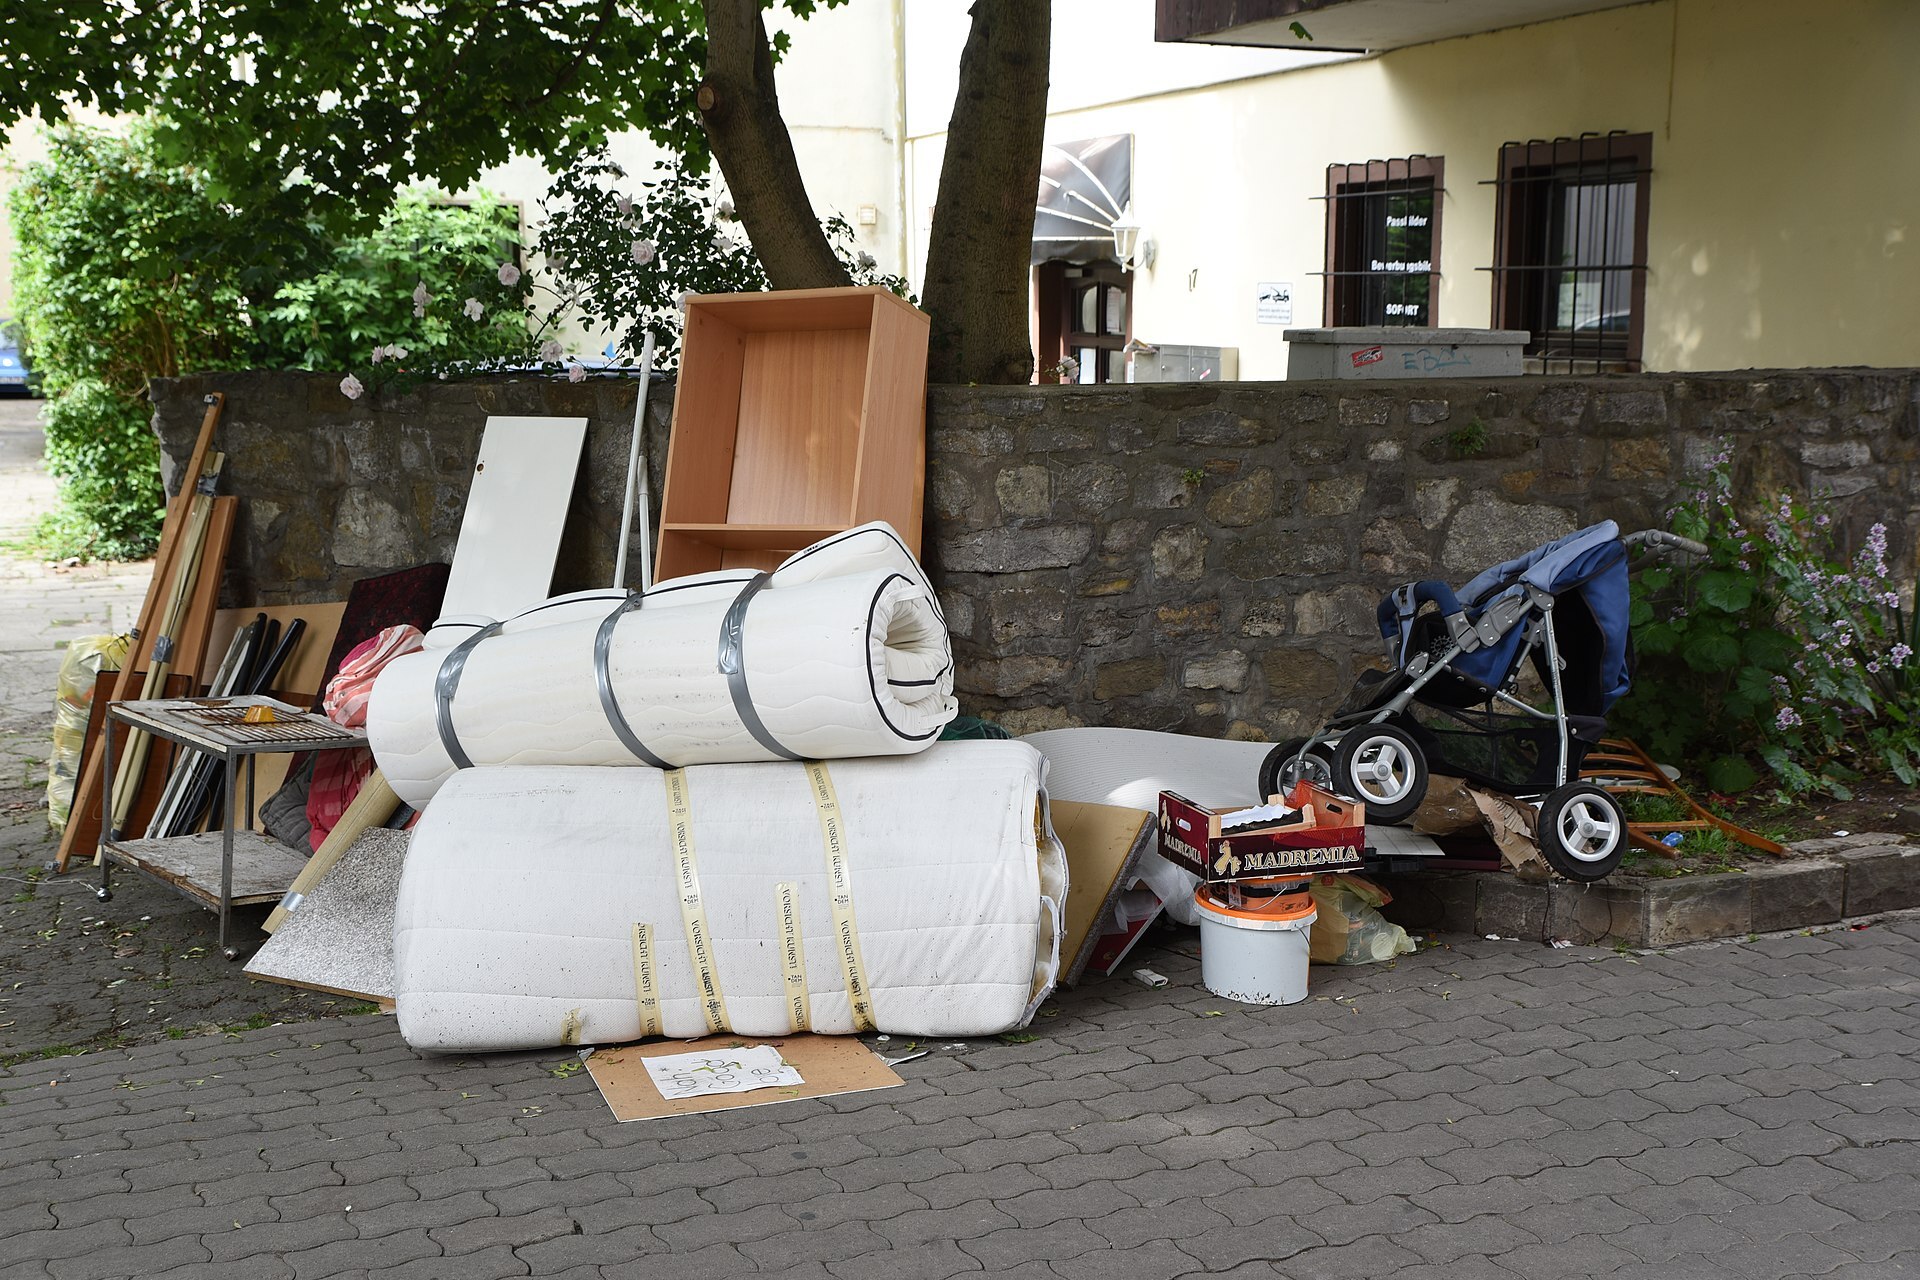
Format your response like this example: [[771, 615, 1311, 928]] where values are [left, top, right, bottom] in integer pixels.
[[908, 0, 1920, 380]]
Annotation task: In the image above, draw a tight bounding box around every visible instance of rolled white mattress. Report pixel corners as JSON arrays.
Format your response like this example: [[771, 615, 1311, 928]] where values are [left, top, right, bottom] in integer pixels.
[[392, 740, 1067, 1053], [367, 523, 959, 808]]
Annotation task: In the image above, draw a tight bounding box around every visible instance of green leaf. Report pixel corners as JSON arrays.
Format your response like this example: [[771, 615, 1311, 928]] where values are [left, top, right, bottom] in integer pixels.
[[1696, 570, 1755, 614], [1704, 755, 1760, 793], [1289, 21, 1314, 39], [1680, 629, 1743, 673], [1740, 628, 1799, 673], [1637, 620, 1681, 656]]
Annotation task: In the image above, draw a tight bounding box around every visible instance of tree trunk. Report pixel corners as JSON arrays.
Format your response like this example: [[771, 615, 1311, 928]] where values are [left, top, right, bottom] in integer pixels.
[[921, 0, 1050, 385], [697, 0, 851, 291]]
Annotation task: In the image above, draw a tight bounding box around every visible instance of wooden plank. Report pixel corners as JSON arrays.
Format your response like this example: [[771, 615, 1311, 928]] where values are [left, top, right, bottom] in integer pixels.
[[852, 299, 931, 555], [204, 601, 348, 703], [658, 308, 746, 526], [681, 286, 888, 331], [103, 830, 310, 906], [728, 328, 866, 526], [56, 395, 225, 872], [658, 523, 847, 551]]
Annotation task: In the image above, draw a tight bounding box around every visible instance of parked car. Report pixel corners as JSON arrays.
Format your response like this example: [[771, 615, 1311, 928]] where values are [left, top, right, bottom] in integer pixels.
[[0, 323, 31, 395]]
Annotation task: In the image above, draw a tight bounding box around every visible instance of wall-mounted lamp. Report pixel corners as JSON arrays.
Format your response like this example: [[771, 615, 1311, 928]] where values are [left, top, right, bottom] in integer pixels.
[[1111, 201, 1142, 271]]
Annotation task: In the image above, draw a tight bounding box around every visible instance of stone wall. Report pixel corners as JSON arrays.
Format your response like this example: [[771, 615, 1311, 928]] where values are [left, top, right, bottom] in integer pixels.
[[150, 372, 669, 607], [153, 369, 1919, 736]]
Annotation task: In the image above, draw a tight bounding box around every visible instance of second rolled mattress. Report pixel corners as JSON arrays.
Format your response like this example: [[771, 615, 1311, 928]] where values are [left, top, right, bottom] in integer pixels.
[[393, 741, 1067, 1053], [367, 523, 959, 808]]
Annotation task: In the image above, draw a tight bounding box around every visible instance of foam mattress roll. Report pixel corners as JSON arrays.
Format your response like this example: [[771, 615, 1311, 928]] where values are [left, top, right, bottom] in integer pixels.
[[392, 741, 1066, 1053], [367, 523, 959, 808]]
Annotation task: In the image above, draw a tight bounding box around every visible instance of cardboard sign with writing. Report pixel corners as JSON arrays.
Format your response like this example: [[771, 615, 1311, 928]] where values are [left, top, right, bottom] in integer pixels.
[[586, 1033, 903, 1122]]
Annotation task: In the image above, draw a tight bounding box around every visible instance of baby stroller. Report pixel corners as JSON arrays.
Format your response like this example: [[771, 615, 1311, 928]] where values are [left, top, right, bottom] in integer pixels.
[[1258, 521, 1704, 882]]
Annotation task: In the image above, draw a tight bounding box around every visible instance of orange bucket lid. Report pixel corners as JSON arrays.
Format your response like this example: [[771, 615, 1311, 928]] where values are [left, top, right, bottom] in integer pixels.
[[1193, 886, 1317, 925]]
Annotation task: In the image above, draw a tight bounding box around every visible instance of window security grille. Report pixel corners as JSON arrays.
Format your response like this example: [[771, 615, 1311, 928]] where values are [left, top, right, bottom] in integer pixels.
[[1485, 132, 1652, 372], [1318, 156, 1443, 328]]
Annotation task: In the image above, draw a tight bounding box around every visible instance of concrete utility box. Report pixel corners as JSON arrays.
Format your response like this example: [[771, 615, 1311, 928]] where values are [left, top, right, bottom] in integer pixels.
[[1283, 327, 1529, 380], [1130, 344, 1239, 383]]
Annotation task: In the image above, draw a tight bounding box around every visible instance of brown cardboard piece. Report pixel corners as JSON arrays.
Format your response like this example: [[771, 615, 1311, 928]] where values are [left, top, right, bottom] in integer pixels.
[[1050, 798, 1157, 984], [1411, 775, 1484, 835], [1468, 786, 1551, 880], [586, 1033, 904, 1122]]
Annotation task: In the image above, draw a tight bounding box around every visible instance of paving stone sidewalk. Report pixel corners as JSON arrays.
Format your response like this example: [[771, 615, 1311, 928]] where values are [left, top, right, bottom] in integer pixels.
[[4, 401, 1919, 1279], [4, 918, 1919, 1280]]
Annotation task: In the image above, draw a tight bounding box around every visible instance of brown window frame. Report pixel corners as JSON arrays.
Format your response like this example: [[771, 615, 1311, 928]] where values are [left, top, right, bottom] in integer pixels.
[[1487, 131, 1652, 372], [1034, 260, 1131, 383], [1321, 155, 1443, 328]]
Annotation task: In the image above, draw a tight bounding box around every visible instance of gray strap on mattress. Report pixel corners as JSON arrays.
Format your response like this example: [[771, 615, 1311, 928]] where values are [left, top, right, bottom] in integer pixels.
[[434, 620, 504, 770], [594, 594, 672, 768], [718, 572, 803, 761]]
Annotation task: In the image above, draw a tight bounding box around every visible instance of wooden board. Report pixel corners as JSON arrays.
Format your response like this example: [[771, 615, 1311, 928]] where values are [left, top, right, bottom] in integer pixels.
[[585, 1033, 903, 1123], [246, 829, 408, 1002], [103, 830, 310, 907], [728, 328, 866, 525], [1050, 799, 1157, 985], [204, 601, 348, 703], [439, 417, 588, 623]]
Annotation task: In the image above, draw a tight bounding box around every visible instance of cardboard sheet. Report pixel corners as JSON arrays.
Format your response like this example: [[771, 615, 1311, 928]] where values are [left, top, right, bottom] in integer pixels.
[[1052, 798, 1156, 984], [586, 1033, 903, 1122]]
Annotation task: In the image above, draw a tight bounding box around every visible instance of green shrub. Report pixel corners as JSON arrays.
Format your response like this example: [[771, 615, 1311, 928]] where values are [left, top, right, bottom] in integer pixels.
[[1617, 446, 1916, 797], [8, 122, 253, 557], [8, 122, 536, 556]]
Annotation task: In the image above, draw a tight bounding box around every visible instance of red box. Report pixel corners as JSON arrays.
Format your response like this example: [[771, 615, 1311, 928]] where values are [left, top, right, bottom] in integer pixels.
[[1157, 783, 1367, 884]]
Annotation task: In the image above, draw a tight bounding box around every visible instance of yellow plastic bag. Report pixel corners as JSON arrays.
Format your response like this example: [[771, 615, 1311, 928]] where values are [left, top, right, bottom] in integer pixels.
[[1308, 873, 1417, 965], [46, 634, 130, 831]]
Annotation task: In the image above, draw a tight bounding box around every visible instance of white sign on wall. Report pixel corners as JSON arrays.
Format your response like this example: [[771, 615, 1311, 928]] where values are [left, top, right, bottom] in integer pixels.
[[1256, 282, 1294, 325]]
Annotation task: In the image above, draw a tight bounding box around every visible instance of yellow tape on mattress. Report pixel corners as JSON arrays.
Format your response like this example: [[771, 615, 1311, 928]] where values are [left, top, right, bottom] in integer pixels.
[[804, 761, 876, 1032], [663, 769, 729, 1034], [630, 923, 663, 1038], [776, 882, 810, 1033]]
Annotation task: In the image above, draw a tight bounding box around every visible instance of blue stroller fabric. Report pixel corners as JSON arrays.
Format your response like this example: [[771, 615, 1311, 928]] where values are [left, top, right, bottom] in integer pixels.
[[1397, 520, 1633, 712]]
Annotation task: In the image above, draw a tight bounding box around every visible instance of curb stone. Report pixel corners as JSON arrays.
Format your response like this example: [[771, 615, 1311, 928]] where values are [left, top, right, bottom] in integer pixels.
[[1375, 834, 1919, 948]]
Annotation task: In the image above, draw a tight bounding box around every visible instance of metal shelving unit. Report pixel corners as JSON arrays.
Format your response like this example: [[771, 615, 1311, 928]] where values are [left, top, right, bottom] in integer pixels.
[[98, 696, 365, 959]]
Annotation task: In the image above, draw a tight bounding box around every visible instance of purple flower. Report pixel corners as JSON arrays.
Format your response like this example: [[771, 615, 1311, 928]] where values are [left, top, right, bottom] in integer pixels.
[[1868, 661, 1881, 674], [566, 362, 586, 384], [1893, 644, 1914, 665], [340, 374, 364, 400], [1775, 707, 1802, 729]]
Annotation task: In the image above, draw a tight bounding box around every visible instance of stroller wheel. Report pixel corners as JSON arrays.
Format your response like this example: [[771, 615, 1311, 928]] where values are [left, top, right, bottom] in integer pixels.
[[1538, 783, 1627, 882], [1259, 738, 1335, 800], [1331, 724, 1428, 824]]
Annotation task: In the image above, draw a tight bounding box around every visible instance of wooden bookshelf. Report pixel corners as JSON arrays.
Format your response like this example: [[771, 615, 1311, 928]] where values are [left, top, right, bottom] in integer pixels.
[[655, 287, 931, 579]]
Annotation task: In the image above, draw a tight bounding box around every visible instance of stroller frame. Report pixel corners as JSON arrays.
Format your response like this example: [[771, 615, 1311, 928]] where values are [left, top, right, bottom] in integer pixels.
[[1263, 525, 1704, 882]]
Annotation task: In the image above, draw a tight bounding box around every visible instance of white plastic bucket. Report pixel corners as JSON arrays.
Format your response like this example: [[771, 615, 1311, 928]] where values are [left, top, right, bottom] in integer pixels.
[[1194, 888, 1316, 1006]]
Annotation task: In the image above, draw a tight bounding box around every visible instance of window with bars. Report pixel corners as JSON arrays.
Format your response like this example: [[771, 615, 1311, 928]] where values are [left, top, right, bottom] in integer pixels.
[[1487, 132, 1652, 371], [1321, 156, 1442, 328], [1035, 261, 1131, 383]]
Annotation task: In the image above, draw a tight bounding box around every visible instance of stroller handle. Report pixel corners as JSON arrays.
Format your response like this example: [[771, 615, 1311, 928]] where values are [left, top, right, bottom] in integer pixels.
[[1376, 579, 1464, 639], [1622, 529, 1709, 557]]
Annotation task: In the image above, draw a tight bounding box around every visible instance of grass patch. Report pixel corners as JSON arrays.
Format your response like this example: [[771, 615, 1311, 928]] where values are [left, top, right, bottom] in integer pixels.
[[0, 1043, 89, 1069]]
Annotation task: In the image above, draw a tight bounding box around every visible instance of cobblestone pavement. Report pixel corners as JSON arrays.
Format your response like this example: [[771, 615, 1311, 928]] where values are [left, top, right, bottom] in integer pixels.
[[2, 918, 1918, 1280], [4, 401, 1920, 1278], [0, 403, 369, 1062]]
